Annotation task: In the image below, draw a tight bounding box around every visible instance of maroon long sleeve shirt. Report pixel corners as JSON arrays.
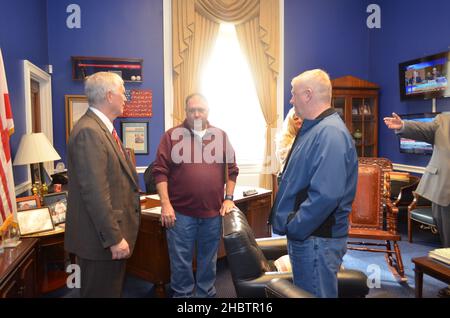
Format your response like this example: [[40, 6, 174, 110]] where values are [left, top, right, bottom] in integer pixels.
[[153, 120, 239, 218]]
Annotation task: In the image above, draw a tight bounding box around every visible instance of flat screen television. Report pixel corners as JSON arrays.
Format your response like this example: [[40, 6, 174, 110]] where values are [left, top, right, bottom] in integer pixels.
[[399, 51, 450, 100], [398, 112, 440, 155]]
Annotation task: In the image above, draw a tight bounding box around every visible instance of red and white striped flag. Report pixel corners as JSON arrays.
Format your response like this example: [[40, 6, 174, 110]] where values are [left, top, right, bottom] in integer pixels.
[[0, 48, 16, 230]]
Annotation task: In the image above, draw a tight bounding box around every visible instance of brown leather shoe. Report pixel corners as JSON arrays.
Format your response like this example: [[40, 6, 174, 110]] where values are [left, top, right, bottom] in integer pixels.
[[437, 287, 450, 298]]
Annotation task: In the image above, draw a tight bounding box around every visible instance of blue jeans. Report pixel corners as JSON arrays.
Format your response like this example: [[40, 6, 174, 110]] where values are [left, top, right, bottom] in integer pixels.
[[288, 236, 347, 298], [166, 211, 221, 298]]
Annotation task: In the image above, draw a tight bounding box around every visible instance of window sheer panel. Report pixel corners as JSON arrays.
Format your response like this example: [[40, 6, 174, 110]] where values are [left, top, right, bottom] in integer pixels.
[[201, 24, 265, 165]]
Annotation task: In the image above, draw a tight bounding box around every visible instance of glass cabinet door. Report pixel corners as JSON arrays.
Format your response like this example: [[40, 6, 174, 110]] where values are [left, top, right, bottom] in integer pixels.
[[351, 97, 375, 157], [332, 97, 345, 120]]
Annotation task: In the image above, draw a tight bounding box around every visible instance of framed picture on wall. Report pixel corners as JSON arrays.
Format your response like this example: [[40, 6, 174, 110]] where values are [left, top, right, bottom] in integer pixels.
[[65, 94, 89, 143], [121, 122, 149, 155]]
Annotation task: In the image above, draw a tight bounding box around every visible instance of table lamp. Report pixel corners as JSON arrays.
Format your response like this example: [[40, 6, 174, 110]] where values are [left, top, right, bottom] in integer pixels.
[[13, 132, 61, 200]]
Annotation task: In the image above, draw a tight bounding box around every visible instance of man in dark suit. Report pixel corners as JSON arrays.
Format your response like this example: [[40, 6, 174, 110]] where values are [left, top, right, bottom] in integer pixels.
[[65, 72, 141, 297]]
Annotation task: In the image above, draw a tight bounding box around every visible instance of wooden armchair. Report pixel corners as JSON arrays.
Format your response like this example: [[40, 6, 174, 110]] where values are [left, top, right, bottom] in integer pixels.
[[358, 157, 393, 198], [348, 162, 406, 281]]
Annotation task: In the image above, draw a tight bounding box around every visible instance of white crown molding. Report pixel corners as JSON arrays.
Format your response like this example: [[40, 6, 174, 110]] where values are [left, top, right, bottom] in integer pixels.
[[393, 163, 425, 174]]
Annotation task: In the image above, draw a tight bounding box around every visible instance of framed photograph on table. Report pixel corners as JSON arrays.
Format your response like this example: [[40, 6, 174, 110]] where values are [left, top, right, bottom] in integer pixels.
[[16, 195, 41, 211], [17, 207, 55, 235], [65, 94, 89, 143], [121, 122, 149, 155], [43, 192, 68, 225]]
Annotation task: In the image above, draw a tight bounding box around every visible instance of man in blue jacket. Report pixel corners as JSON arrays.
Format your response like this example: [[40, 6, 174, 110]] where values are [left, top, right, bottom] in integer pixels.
[[271, 69, 358, 298]]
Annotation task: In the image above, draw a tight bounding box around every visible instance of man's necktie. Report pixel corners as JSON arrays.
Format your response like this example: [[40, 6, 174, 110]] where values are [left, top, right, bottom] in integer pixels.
[[112, 128, 126, 158]]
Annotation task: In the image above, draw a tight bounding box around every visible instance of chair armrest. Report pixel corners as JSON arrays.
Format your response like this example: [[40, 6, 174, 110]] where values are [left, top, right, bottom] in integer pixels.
[[337, 269, 369, 298], [265, 278, 315, 298], [386, 199, 398, 215], [408, 193, 418, 211], [234, 272, 293, 298], [385, 199, 399, 233], [393, 181, 418, 207], [256, 237, 288, 260]]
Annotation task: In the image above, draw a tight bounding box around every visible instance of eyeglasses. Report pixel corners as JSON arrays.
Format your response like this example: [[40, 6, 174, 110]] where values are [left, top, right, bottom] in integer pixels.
[[186, 107, 207, 114]]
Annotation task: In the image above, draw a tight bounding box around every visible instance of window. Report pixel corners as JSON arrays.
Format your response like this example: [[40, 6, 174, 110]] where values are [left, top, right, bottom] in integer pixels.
[[201, 23, 266, 165]]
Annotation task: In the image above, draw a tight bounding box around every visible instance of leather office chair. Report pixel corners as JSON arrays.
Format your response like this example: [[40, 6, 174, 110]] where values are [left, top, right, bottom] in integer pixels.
[[265, 278, 315, 298], [348, 162, 406, 281], [407, 192, 438, 243], [222, 209, 369, 298], [143, 161, 157, 194]]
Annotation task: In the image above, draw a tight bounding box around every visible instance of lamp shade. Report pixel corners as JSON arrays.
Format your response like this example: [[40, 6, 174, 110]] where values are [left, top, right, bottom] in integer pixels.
[[13, 132, 61, 165]]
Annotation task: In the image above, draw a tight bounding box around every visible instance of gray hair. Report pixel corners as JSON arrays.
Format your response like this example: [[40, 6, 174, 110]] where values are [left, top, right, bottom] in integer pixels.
[[185, 93, 208, 109], [84, 72, 124, 106], [291, 69, 332, 103]]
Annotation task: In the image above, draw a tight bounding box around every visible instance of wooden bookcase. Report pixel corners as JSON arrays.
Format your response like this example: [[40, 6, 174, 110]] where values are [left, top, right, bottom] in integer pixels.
[[331, 75, 379, 157]]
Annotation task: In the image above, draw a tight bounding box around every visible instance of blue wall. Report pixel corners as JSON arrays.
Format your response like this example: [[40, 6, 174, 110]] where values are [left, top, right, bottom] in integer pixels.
[[368, 0, 450, 167], [0, 0, 49, 185], [47, 0, 164, 188], [4, 0, 450, 192], [284, 0, 450, 169], [284, 0, 371, 116]]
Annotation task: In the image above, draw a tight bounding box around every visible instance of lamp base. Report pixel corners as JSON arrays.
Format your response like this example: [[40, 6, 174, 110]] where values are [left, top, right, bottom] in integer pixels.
[[32, 181, 48, 203]]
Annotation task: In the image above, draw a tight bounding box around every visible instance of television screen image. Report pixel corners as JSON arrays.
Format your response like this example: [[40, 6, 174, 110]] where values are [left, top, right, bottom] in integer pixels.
[[399, 51, 450, 100], [398, 113, 440, 155]]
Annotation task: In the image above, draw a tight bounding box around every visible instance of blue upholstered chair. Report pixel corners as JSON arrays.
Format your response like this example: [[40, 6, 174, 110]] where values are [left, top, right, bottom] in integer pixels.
[[408, 192, 438, 243]]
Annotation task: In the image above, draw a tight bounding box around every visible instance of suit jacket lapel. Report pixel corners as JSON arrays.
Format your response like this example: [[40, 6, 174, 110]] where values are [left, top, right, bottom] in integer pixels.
[[86, 111, 139, 187]]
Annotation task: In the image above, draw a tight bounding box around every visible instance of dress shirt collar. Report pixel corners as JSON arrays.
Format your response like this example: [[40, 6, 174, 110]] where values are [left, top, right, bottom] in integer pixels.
[[90, 106, 114, 133]]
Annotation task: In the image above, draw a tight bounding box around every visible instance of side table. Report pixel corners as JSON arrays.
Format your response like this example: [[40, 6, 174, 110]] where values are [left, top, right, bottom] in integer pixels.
[[412, 256, 450, 298]]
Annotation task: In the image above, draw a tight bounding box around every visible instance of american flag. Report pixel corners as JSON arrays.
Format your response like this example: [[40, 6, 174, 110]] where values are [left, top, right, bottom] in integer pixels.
[[0, 48, 16, 230]]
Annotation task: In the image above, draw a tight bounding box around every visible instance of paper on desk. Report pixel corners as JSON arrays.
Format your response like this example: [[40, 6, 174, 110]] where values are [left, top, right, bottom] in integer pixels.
[[141, 206, 162, 216], [140, 194, 160, 201]]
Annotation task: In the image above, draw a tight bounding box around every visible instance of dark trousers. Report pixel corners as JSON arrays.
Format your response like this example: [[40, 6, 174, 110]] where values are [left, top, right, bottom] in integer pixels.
[[78, 257, 127, 298], [432, 202, 450, 247]]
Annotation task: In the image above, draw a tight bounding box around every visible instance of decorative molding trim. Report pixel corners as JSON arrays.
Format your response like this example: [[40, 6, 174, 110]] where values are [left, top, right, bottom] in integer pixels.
[[163, 0, 173, 131], [23, 60, 54, 184], [136, 166, 146, 174], [393, 163, 425, 174], [15, 181, 31, 195]]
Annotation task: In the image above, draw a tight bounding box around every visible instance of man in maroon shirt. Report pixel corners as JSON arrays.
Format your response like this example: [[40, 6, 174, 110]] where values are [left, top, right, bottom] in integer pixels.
[[153, 93, 239, 297]]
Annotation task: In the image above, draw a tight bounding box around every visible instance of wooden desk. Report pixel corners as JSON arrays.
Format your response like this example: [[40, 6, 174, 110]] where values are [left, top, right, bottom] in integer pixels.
[[412, 256, 450, 298], [22, 226, 73, 295], [0, 238, 38, 298], [127, 187, 272, 298]]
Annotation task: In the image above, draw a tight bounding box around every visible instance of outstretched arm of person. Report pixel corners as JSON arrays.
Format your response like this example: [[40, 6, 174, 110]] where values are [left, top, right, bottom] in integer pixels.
[[383, 112, 404, 130]]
